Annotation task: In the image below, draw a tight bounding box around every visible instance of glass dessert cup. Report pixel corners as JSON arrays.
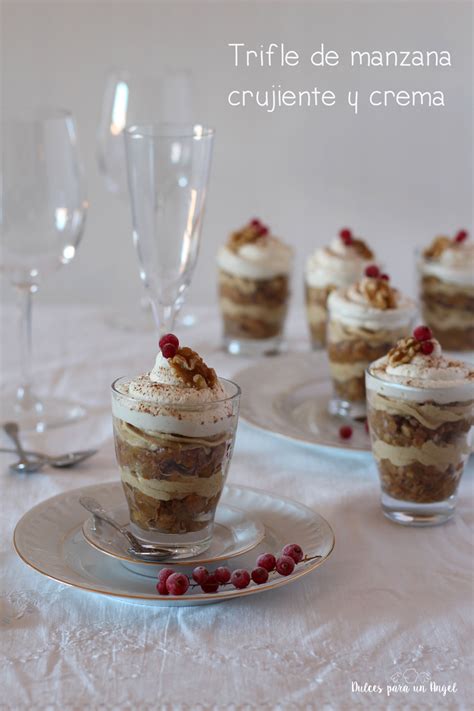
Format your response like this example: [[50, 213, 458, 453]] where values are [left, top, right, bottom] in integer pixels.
[[304, 229, 377, 351], [327, 321, 413, 420], [218, 270, 290, 356], [304, 283, 333, 350], [418, 266, 474, 352], [366, 370, 473, 526], [111, 377, 240, 557]]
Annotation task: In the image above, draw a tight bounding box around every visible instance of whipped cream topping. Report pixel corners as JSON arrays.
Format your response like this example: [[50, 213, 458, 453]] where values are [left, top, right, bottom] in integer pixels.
[[217, 236, 293, 279], [143, 351, 225, 400], [420, 240, 474, 287], [328, 279, 416, 330], [112, 350, 236, 437], [367, 339, 474, 402], [305, 237, 374, 288]]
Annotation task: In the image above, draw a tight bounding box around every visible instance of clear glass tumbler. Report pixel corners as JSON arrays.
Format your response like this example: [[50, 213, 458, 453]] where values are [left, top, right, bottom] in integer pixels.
[[327, 305, 416, 420], [417, 249, 474, 352], [111, 376, 240, 557], [366, 369, 474, 526]]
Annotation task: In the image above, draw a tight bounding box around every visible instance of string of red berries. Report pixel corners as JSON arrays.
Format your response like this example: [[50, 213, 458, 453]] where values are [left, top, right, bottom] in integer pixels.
[[155, 544, 319, 596], [159, 333, 179, 359]]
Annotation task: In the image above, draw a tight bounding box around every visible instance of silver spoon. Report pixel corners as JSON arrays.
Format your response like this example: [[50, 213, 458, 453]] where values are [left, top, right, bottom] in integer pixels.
[[0, 448, 98, 469], [3, 422, 43, 474], [79, 496, 172, 561], [45, 449, 98, 468], [1, 424, 98, 472]]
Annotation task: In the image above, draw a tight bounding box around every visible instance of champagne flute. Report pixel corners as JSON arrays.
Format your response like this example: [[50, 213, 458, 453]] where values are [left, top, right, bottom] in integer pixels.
[[0, 109, 87, 431], [124, 123, 214, 334], [96, 70, 197, 329]]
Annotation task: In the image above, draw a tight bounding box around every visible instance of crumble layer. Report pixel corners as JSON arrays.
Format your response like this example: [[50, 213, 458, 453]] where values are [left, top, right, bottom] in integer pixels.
[[120, 466, 224, 501]]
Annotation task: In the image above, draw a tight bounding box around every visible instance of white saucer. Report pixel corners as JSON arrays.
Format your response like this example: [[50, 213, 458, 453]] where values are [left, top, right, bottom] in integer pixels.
[[237, 352, 371, 453], [14, 481, 335, 607], [82, 502, 265, 576]]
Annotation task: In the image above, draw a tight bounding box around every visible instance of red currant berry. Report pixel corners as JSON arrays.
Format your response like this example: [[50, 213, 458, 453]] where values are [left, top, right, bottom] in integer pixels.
[[200, 574, 220, 593], [230, 569, 251, 589], [339, 228, 353, 245], [156, 579, 169, 595], [380, 273, 390, 281], [339, 425, 353, 440], [256, 553, 276, 572], [413, 325, 433, 342], [454, 230, 468, 243], [258, 225, 269, 236], [215, 566, 231, 585], [192, 566, 209, 585], [166, 572, 190, 596], [157, 568, 175, 583], [282, 543, 304, 564], [364, 264, 380, 278], [275, 555, 295, 576], [251, 567, 269, 585], [250, 218, 261, 227], [159, 333, 179, 350], [161, 343, 178, 359], [421, 340, 434, 355]]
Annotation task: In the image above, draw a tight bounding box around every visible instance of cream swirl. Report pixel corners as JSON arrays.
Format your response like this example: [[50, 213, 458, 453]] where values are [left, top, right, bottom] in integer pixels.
[[367, 340, 474, 402], [217, 236, 293, 280], [112, 352, 236, 437], [305, 237, 374, 288], [420, 241, 474, 287], [328, 280, 416, 330]]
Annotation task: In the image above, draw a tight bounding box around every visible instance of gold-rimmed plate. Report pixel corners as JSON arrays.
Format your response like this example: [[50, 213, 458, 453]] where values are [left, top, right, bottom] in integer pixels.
[[82, 502, 265, 575], [13, 481, 335, 606]]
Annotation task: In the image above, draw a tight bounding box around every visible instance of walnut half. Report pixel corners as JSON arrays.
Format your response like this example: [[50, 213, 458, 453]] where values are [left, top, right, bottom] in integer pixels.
[[351, 238, 374, 260], [170, 347, 218, 389], [387, 337, 422, 365], [358, 277, 397, 310], [228, 222, 266, 253], [423, 236, 452, 259]]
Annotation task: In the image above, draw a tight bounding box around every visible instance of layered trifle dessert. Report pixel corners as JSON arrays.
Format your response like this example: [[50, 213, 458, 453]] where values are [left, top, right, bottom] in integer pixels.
[[418, 230, 474, 351], [327, 266, 416, 417], [366, 326, 474, 525], [217, 218, 293, 355], [305, 228, 376, 348], [111, 334, 240, 555]]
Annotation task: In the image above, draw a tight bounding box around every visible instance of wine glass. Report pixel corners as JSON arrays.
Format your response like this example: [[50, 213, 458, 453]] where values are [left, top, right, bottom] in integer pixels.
[[124, 123, 214, 334], [0, 109, 87, 431], [96, 70, 197, 329]]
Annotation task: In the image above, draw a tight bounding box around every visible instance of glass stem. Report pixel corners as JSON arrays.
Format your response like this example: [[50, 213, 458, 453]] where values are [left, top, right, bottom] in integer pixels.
[[16, 284, 37, 407], [150, 299, 177, 335]]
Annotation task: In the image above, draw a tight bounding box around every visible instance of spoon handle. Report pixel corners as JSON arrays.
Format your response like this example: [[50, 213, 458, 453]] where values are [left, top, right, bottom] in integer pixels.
[[79, 496, 141, 550], [3, 422, 29, 462]]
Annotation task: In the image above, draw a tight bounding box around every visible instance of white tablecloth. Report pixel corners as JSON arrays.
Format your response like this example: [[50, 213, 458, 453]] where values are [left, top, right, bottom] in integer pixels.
[[1, 305, 472, 710]]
